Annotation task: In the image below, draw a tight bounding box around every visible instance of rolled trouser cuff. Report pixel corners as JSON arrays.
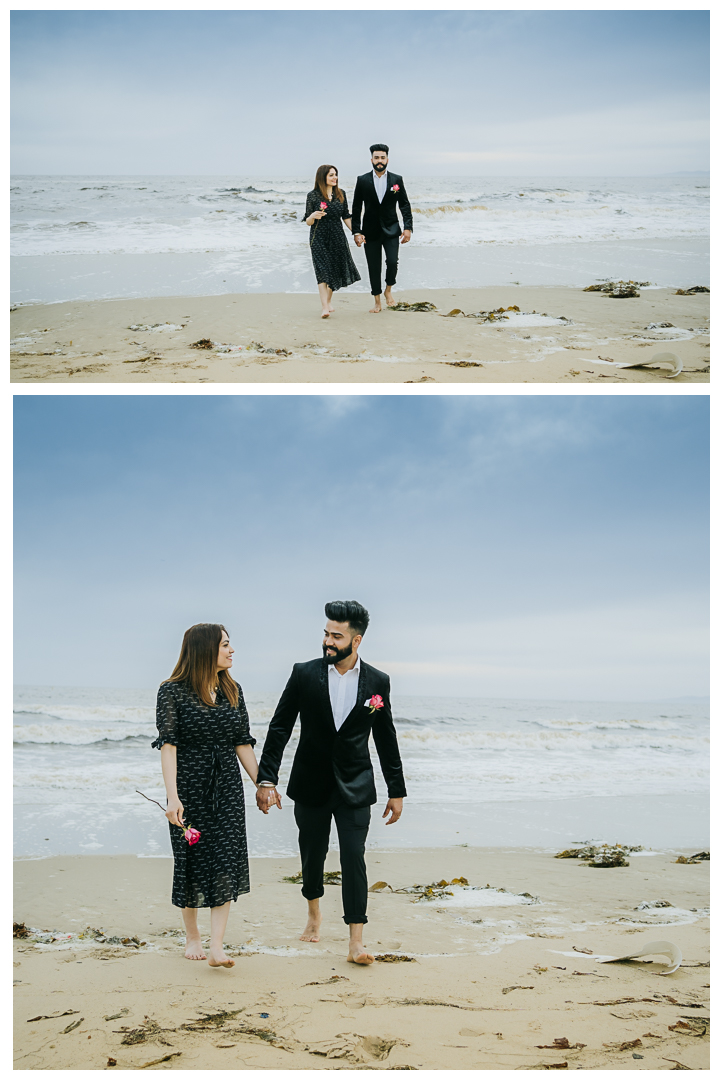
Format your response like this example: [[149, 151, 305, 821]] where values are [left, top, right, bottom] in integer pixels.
[[301, 885, 324, 901], [342, 914, 368, 925]]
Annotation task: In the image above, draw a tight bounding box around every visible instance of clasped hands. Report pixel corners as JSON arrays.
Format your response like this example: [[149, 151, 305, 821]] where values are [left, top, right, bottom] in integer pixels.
[[256, 785, 282, 814]]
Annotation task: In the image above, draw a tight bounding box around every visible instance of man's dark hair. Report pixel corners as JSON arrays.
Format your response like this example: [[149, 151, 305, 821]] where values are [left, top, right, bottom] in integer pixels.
[[325, 600, 370, 638], [369, 143, 389, 154]]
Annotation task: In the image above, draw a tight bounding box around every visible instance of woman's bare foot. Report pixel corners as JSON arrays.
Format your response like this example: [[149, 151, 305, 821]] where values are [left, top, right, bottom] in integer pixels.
[[347, 942, 374, 965], [384, 287, 397, 307], [321, 309, 331, 318], [300, 911, 322, 942], [184, 936, 207, 960], [207, 946, 235, 968]]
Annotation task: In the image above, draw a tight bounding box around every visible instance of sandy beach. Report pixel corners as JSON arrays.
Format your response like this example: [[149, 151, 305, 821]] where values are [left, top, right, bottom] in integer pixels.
[[10, 286, 709, 384], [14, 847, 709, 1070]]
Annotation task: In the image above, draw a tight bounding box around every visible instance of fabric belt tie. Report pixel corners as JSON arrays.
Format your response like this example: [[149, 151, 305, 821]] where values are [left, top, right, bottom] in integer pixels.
[[204, 745, 224, 816]]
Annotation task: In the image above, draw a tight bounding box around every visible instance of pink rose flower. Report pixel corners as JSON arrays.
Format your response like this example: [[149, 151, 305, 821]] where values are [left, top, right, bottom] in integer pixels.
[[320, 201, 327, 210], [391, 184, 399, 192], [369, 694, 384, 712], [184, 826, 201, 845]]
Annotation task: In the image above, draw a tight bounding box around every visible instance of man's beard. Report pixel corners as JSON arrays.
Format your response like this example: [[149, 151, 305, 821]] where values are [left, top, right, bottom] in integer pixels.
[[373, 162, 387, 173], [323, 642, 354, 665]]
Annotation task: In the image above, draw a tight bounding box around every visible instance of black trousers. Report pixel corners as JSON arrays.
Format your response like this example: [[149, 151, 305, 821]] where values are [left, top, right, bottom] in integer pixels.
[[364, 235, 400, 296], [294, 790, 371, 924]]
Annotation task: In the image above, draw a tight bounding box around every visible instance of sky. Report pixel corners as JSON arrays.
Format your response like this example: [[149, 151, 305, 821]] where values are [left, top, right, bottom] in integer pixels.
[[14, 395, 709, 701], [11, 9, 709, 176]]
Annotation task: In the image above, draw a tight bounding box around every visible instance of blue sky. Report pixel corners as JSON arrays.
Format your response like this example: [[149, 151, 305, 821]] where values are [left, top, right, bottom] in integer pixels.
[[14, 395, 708, 700], [11, 9, 709, 175]]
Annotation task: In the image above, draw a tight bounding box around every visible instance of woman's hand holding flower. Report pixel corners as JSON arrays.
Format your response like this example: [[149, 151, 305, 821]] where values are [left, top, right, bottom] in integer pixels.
[[165, 797, 185, 827]]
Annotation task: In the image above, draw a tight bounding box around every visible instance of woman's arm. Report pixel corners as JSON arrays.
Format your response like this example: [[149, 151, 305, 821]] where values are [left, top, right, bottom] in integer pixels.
[[236, 743, 279, 806], [303, 191, 326, 226], [160, 743, 184, 826], [235, 743, 259, 783], [343, 216, 352, 230]]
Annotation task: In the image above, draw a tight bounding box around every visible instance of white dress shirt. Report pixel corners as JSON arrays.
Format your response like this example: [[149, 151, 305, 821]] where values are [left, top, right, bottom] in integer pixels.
[[328, 658, 361, 730], [373, 171, 388, 203]]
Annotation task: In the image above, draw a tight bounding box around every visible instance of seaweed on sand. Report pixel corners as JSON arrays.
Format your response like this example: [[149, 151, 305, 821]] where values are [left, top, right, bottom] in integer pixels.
[[675, 851, 709, 864], [389, 301, 437, 312], [555, 843, 641, 867], [583, 280, 650, 294]]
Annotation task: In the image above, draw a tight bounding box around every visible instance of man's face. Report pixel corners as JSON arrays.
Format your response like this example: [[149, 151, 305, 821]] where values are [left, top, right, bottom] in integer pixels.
[[371, 152, 388, 174], [322, 620, 359, 664]]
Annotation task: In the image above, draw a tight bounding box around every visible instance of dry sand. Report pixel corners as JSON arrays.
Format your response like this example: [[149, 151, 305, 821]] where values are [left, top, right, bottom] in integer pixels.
[[14, 847, 709, 1070], [10, 287, 709, 384]]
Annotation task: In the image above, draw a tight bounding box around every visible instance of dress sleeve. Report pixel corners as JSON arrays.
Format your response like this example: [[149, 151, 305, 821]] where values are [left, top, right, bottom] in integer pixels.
[[234, 683, 256, 747], [152, 681, 180, 749], [302, 191, 317, 223]]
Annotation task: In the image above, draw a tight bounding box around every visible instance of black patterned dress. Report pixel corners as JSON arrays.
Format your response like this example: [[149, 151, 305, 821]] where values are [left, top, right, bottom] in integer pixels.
[[303, 189, 361, 291], [152, 680, 256, 908]]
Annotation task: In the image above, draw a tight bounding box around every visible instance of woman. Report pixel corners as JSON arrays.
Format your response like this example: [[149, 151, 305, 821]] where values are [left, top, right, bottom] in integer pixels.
[[153, 623, 268, 968], [303, 164, 360, 318]]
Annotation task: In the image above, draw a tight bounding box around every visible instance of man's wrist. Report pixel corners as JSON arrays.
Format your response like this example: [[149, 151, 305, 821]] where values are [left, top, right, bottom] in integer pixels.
[[257, 781, 276, 788]]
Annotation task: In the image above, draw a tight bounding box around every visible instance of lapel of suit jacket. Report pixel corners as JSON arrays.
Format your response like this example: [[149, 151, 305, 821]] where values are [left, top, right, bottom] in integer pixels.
[[317, 661, 337, 736], [367, 171, 381, 208], [336, 660, 369, 733]]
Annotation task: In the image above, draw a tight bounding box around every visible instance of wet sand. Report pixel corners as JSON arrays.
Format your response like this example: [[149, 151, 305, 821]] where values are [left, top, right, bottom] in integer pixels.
[[14, 847, 709, 1070], [10, 287, 709, 383]]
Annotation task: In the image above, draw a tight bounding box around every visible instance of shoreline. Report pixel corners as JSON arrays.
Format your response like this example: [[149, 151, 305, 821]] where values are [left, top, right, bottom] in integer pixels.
[[10, 285, 710, 383], [10, 238, 709, 306], [14, 848, 709, 1070], [13, 791, 711, 860]]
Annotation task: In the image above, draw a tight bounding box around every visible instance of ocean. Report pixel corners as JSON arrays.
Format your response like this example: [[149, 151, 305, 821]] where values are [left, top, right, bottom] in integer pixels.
[[14, 685, 709, 859], [11, 175, 709, 304]]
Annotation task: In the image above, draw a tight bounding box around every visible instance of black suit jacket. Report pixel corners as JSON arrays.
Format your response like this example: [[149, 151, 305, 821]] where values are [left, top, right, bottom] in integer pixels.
[[257, 658, 407, 808], [351, 171, 413, 241]]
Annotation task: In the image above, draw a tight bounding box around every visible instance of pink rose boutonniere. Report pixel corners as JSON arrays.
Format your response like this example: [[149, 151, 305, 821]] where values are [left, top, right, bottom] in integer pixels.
[[391, 184, 400, 193], [137, 790, 201, 846], [368, 694, 384, 713]]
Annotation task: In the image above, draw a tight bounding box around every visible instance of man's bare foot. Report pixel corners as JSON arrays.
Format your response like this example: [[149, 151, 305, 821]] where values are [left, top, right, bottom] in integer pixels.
[[369, 298, 382, 313], [184, 936, 207, 960], [347, 942, 374, 965], [384, 288, 397, 307], [300, 912, 322, 942]]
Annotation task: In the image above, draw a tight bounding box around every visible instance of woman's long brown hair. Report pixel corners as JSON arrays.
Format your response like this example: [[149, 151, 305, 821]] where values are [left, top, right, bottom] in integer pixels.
[[164, 623, 239, 707], [314, 164, 345, 205]]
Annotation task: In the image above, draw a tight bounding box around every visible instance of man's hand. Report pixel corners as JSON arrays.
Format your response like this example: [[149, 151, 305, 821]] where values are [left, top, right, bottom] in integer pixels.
[[400, 230, 412, 245], [382, 797, 403, 824], [256, 786, 282, 814], [354, 233, 365, 247]]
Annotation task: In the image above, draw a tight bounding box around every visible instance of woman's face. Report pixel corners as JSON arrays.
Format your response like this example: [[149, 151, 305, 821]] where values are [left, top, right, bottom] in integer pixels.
[[326, 169, 338, 187], [217, 633, 234, 671]]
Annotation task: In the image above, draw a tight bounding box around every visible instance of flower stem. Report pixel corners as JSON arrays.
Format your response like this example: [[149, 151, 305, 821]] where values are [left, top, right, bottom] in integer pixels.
[[136, 789, 168, 813]]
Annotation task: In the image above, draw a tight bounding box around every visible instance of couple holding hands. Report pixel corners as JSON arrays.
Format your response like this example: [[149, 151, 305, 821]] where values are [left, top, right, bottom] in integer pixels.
[[153, 601, 406, 969], [304, 143, 413, 317]]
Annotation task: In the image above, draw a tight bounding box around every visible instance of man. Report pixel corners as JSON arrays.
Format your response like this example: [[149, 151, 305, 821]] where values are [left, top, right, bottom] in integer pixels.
[[256, 600, 406, 965], [351, 144, 413, 314]]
